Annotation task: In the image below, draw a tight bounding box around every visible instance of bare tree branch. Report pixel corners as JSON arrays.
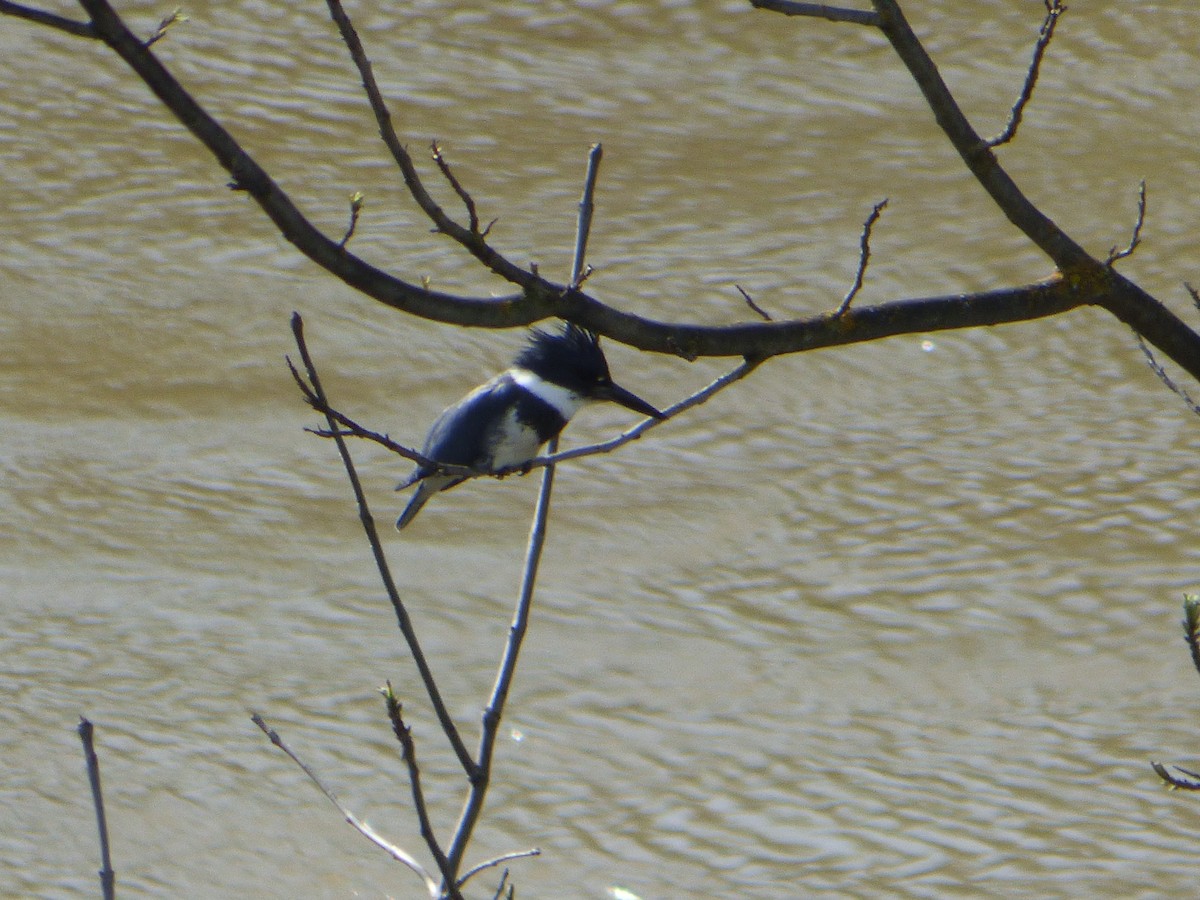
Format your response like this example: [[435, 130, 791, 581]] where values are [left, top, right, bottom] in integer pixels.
[[1134, 333, 1200, 415], [987, 0, 1067, 148], [737, 285, 773, 322], [570, 143, 604, 290], [382, 684, 460, 898], [459, 851, 542, 891], [77, 718, 116, 900], [837, 198, 888, 315], [251, 713, 443, 897], [0, 1, 1175, 381], [443, 145, 606, 883], [1149, 597, 1200, 790], [338, 191, 365, 250], [323, 0, 535, 288], [0, 0, 93, 36], [430, 142, 483, 236], [143, 6, 187, 48], [869, 0, 1088, 271], [289, 314, 478, 776], [446, 431, 558, 880], [1107, 180, 1147, 266]]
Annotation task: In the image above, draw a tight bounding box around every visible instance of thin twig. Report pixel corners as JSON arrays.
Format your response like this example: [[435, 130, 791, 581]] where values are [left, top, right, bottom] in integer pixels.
[[251, 713, 443, 897], [1134, 332, 1200, 415], [325, 0, 534, 286], [1107, 180, 1147, 266], [285, 355, 447, 467], [1186, 282, 1200, 315], [1152, 761, 1200, 791], [837, 198, 888, 315], [289, 313, 477, 776], [749, 0, 881, 26], [431, 143, 483, 235], [508, 359, 761, 474], [490, 870, 511, 900], [143, 6, 186, 48], [737, 285, 773, 321], [382, 684, 459, 895], [571, 143, 603, 289], [0, 1, 95, 37], [987, 0, 1066, 148], [338, 191, 365, 249], [444, 143, 607, 883], [459, 850, 542, 890], [77, 718, 116, 900]]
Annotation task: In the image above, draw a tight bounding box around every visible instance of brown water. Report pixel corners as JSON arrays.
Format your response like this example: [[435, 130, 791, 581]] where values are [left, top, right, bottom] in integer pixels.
[[3, 2, 1200, 897]]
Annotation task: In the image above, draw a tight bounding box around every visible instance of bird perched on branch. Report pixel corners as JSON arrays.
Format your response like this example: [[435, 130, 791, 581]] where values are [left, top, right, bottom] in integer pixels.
[[395, 323, 664, 530]]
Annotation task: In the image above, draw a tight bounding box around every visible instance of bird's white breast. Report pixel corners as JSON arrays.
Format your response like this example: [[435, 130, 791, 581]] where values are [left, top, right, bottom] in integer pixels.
[[489, 407, 547, 469]]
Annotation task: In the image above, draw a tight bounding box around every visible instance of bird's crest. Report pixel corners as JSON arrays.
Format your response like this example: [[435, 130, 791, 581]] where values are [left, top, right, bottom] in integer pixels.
[[515, 322, 609, 385]]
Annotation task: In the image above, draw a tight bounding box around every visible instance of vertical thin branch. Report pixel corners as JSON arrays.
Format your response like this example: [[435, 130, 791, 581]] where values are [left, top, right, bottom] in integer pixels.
[[382, 686, 462, 899], [836, 197, 888, 315], [570, 143, 603, 288], [77, 717, 116, 900], [444, 144, 603, 882], [445, 435, 559, 879], [289, 314, 477, 777]]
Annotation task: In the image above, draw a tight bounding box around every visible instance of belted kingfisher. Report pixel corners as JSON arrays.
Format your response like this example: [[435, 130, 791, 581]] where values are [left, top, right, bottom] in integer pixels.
[[395, 323, 664, 530]]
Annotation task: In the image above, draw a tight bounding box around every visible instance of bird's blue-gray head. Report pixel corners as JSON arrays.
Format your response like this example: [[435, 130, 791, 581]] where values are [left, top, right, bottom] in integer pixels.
[[515, 323, 664, 419]]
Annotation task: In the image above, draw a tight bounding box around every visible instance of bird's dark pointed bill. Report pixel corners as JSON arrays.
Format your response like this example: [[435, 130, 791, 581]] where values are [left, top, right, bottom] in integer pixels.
[[600, 382, 666, 419]]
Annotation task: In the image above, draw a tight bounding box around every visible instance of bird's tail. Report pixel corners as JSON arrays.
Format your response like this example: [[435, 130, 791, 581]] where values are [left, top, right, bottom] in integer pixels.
[[395, 480, 437, 530], [395, 474, 463, 531]]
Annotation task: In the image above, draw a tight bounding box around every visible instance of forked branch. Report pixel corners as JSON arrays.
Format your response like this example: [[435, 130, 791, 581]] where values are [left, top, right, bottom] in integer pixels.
[[0, 0, 1185, 378]]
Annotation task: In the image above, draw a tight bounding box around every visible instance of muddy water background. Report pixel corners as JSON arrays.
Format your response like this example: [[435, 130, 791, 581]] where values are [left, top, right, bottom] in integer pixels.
[[3, 1, 1200, 897]]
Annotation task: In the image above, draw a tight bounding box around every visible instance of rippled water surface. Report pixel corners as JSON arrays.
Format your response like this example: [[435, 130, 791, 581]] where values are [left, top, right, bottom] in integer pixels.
[[3, 1, 1200, 897]]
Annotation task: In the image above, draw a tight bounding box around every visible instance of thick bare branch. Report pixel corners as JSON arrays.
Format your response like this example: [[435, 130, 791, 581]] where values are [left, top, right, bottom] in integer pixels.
[[73, 0, 526, 324], [0, 1, 93, 36], [868, 0, 1089, 272], [0, 0, 1190, 380], [323, 0, 538, 289]]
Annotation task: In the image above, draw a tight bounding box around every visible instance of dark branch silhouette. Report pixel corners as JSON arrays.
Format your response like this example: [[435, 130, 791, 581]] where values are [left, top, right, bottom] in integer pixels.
[[837, 198, 889, 315], [987, 0, 1066, 148], [1, 0, 1195, 383], [77, 718, 116, 900]]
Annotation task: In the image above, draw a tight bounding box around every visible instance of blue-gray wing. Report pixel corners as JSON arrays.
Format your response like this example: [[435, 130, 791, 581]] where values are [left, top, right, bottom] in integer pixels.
[[414, 374, 518, 475]]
